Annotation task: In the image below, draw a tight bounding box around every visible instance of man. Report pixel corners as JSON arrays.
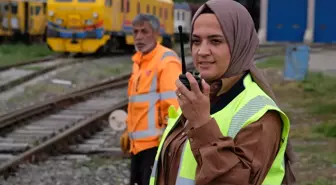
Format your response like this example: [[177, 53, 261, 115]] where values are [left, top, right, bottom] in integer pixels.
[[120, 14, 182, 185]]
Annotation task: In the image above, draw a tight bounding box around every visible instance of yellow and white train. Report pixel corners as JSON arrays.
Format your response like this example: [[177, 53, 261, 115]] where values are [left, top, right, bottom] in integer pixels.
[[46, 0, 175, 54], [0, 0, 47, 42]]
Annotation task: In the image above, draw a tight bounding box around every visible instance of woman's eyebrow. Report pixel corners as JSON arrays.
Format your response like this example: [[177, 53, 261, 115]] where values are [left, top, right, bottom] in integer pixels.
[[192, 34, 224, 39]]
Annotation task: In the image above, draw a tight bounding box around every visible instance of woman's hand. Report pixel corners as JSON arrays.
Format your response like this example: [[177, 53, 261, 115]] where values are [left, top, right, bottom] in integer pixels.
[[175, 72, 212, 128]]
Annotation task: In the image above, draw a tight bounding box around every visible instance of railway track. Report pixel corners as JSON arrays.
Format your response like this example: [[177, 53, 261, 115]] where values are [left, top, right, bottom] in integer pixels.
[[0, 55, 82, 93], [0, 53, 278, 178], [0, 73, 130, 178], [0, 52, 129, 94], [0, 55, 61, 72]]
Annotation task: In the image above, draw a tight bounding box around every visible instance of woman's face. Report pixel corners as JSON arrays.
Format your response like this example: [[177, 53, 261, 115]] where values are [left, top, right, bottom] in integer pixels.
[[191, 13, 231, 82]]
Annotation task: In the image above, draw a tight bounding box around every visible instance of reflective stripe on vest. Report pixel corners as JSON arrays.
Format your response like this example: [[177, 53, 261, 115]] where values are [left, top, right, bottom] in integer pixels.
[[128, 51, 179, 140]]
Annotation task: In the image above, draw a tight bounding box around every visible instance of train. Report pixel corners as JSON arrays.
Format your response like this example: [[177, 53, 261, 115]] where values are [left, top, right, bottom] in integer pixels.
[[46, 0, 175, 55], [0, 0, 47, 43], [0, 0, 260, 55]]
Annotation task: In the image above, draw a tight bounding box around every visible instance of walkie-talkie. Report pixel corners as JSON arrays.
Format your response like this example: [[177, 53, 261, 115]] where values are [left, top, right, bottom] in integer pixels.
[[178, 25, 203, 92]]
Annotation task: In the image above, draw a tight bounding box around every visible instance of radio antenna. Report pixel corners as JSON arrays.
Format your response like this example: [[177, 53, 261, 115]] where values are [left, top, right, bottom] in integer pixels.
[[178, 25, 187, 74]]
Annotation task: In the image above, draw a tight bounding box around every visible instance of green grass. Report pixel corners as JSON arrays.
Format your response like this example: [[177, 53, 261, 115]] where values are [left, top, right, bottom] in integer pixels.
[[256, 56, 285, 69], [298, 72, 336, 117], [313, 121, 336, 138], [0, 43, 54, 67], [256, 46, 285, 55], [264, 66, 336, 184]]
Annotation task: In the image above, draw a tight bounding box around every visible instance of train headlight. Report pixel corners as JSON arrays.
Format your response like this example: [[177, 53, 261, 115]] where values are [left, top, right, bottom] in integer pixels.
[[48, 11, 54, 17], [55, 18, 63, 25], [92, 12, 98, 19], [85, 19, 93, 26]]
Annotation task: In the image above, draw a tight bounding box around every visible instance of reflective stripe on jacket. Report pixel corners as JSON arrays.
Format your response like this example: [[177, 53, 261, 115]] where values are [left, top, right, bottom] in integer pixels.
[[126, 43, 182, 155], [150, 73, 291, 185]]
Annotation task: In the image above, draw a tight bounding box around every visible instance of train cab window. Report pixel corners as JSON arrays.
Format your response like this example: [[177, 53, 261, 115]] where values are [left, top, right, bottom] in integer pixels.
[[105, 0, 112, 6], [153, 6, 156, 15], [137, 2, 140, 14], [10, 3, 18, 14], [43, 3, 46, 14], [126, 0, 130, 12], [3, 4, 9, 12], [35, 6, 41, 15], [78, 0, 96, 2], [164, 8, 167, 20], [30, 6, 34, 15], [121, 0, 124, 12], [146, 5, 150, 13]]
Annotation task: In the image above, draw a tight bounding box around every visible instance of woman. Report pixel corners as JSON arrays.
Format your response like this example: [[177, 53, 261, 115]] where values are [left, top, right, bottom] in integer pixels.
[[149, 0, 296, 185]]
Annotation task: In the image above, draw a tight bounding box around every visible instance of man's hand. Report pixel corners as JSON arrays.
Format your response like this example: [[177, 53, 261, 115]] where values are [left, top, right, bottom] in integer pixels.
[[120, 130, 130, 154]]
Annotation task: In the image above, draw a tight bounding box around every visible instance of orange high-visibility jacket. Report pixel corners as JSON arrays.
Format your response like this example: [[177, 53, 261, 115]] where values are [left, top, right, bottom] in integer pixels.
[[126, 43, 182, 155]]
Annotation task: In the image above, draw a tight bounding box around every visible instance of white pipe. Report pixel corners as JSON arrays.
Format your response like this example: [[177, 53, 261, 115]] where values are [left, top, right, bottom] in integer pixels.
[[304, 0, 315, 44], [258, 0, 268, 44]]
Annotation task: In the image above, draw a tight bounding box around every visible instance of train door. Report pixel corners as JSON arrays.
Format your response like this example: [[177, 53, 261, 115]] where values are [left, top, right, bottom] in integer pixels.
[[35, 3, 46, 36], [267, 0, 307, 42], [104, 0, 113, 31], [314, 0, 336, 43], [1, 2, 19, 32], [26, 2, 45, 36]]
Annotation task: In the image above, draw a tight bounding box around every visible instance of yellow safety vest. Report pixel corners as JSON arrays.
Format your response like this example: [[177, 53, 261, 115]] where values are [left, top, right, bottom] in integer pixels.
[[149, 73, 290, 185]]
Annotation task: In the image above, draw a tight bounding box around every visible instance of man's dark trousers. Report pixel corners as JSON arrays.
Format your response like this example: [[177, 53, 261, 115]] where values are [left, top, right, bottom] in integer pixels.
[[130, 147, 158, 185]]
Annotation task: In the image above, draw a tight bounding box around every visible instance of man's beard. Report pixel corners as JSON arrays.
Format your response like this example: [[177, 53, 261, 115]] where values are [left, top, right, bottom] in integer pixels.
[[134, 45, 139, 52], [134, 41, 156, 54]]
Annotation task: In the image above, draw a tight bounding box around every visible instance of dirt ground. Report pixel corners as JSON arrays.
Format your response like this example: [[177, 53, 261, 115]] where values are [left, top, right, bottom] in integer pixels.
[[260, 66, 335, 185]]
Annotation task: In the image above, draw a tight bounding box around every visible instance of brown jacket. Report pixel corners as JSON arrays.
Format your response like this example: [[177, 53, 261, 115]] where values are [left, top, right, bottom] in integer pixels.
[[156, 72, 295, 185]]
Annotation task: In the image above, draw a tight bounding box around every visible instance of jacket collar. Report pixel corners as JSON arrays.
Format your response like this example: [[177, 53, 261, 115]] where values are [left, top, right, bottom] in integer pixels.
[[132, 42, 160, 65]]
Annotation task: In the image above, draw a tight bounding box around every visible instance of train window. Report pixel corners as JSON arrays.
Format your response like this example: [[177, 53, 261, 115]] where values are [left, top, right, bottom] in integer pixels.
[[36, 6, 41, 15], [164, 8, 167, 20], [105, 0, 112, 6], [10, 3, 18, 14], [121, 0, 124, 12], [126, 0, 130, 12], [177, 11, 180, 21], [159, 8, 162, 18], [182, 12, 185, 21], [4, 5, 9, 12], [137, 2, 140, 14], [153, 6, 156, 15], [43, 3, 46, 14], [78, 0, 96, 2], [146, 5, 150, 13], [30, 6, 34, 15]]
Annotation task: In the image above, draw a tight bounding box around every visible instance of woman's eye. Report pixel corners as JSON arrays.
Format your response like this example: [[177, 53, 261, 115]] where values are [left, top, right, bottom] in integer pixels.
[[192, 40, 200, 44], [211, 39, 221, 44]]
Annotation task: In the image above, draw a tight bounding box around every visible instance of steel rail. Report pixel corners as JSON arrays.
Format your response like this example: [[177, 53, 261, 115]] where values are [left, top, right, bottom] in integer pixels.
[[0, 55, 62, 72]]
